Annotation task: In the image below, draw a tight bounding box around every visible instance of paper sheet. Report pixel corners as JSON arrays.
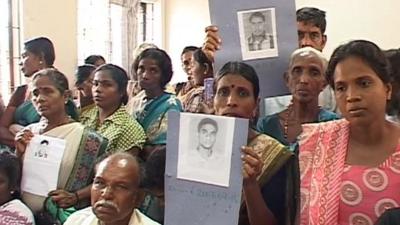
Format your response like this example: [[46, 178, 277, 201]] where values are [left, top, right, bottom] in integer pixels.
[[21, 135, 66, 197]]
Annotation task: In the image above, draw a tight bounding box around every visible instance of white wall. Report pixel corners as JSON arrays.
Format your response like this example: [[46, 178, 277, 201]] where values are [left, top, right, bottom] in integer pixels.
[[22, 0, 77, 87], [295, 0, 400, 57], [164, 0, 210, 84], [164, 0, 400, 83]]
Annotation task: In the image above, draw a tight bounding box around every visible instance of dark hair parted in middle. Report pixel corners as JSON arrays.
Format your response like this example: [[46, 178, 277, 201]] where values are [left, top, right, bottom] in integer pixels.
[[95, 64, 129, 105], [216, 61, 260, 100], [133, 48, 173, 89], [32, 68, 80, 120], [326, 40, 391, 88], [24, 37, 55, 66], [33, 68, 69, 94]]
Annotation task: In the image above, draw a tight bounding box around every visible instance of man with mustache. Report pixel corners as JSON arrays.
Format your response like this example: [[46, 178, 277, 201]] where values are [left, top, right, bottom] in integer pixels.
[[64, 153, 159, 225]]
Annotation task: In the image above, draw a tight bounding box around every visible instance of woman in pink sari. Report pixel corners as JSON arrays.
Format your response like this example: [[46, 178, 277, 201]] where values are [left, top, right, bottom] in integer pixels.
[[299, 40, 400, 225]]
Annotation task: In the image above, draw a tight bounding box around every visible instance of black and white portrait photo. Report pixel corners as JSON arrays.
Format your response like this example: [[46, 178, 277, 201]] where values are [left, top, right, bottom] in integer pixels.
[[177, 114, 235, 187], [237, 7, 278, 60]]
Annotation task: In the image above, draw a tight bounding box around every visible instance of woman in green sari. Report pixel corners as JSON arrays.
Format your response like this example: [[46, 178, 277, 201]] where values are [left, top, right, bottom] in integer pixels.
[[213, 61, 299, 225], [0, 37, 78, 150], [14, 69, 107, 222], [131, 48, 182, 158]]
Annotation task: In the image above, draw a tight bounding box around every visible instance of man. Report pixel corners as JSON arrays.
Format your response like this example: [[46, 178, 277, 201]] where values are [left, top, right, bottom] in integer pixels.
[[64, 153, 159, 225], [196, 118, 218, 159], [247, 11, 274, 51], [297, 7, 327, 51], [296, 7, 336, 112]]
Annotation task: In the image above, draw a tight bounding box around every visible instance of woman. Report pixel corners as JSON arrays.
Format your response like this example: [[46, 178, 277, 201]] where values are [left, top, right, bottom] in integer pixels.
[[131, 48, 182, 149], [299, 40, 400, 224], [257, 47, 339, 148], [181, 49, 213, 113], [0, 37, 78, 148], [80, 64, 146, 154], [213, 61, 298, 225], [14, 69, 107, 218], [0, 152, 35, 225], [74, 64, 96, 116], [175, 46, 198, 98]]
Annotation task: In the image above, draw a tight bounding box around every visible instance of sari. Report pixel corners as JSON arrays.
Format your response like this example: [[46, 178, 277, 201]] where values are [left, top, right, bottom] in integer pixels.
[[181, 86, 205, 113], [299, 119, 400, 225], [298, 119, 349, 225], [239, 134, 299, 225], [134, 92, 182, 145], [22, 122, 108, 212]]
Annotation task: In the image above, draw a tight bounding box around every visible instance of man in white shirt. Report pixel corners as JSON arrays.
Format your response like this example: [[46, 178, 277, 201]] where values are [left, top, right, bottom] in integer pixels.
[[64, 153, 159, 225]]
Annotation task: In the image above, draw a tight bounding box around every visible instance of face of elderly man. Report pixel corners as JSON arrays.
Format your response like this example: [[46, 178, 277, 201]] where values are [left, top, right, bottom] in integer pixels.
[[91, 154, 140, 224]]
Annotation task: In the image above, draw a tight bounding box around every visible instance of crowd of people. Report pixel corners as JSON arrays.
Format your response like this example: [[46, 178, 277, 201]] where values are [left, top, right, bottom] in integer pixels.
[[0, 6, 399, 225]]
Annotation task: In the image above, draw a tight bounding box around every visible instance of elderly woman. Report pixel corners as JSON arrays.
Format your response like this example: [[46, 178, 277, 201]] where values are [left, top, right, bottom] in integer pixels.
[[80, 64, 146, 155], [0, 37, 78, 148], [0, 152, 35, 224], [299, 40, 400, 224], [257, 47, 339, 148], [14, 69, 107, 221], [131, 48, 182, 155], [181, 49, 214, 113], [213, 61, 298, 225]]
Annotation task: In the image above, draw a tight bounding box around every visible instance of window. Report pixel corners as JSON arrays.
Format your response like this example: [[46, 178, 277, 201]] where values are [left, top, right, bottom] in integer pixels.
[[138, 0, 164, 48], [0, 0, 22, 102]]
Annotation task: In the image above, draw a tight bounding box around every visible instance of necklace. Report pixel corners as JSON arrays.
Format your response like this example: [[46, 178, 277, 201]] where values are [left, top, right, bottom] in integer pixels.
[[283, 103, 293, 141]]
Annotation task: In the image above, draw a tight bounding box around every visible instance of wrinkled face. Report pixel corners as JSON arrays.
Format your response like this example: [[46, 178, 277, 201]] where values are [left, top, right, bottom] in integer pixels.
[[287, 53, 326, 103], [20, 49, 43, 77], [136, 58, 163, 92], [250, 16, 266, 36], [214, 74, 258, 119], [190, 58, 207, 86], [91, 158, 139, 224], [334, 56, 391, 125], [76, 73, 94, 98], [198, 123, 217, 149], [297, 21, 326, 51], [92, 70, 122, 109], [0, 170, 12, 206], [181, 51, 194, 77], [31, 76, 67, 119]]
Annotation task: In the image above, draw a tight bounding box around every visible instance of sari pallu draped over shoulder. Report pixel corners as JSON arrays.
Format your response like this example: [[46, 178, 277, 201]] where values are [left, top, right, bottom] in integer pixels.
[[239, 134, 300, 225], [299, 119, 349, 225]]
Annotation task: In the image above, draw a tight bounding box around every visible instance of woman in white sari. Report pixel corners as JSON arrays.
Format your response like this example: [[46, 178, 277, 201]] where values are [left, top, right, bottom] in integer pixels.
[[15, 69, 107, 223]]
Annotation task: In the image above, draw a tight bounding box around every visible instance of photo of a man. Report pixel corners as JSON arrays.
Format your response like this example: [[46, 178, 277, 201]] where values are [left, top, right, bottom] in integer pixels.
[[196, 118, 218, 159], [35, 139, 49, 158], [247, 11, 274, 51], [177, 114, 234, 187], [238, 7, 278, 60]]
